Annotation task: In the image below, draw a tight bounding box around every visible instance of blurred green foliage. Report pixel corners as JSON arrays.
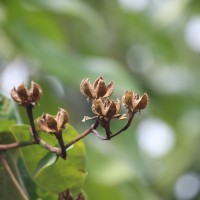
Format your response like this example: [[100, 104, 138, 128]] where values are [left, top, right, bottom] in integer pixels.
[[0, 0, 200, 199]]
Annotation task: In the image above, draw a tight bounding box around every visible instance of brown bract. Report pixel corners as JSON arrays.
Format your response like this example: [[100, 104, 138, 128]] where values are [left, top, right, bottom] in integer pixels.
[[92, 98, 121, 118], [80, 77, 114, 99], [38, 108, 69, 134], [122, 91, 149, 112], [10, 81, 42, 106]]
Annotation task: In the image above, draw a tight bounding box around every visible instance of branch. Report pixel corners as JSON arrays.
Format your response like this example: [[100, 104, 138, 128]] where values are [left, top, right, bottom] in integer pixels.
[[55, 132, 67, 159], [39, 139, 61, 155], [0, 141, 36, 151], [92, 129, 108, 140], [26, 105, 40, 143], [0, 119, 101, 158], [65, 120, 99, 149], [110, 111, 136, 139]]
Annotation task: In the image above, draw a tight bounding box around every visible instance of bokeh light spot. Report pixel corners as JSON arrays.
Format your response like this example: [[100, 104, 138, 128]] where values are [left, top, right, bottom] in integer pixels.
[[118, 0, 148, 12], [184, 16, 200, 52], [148, 65, 195, 94], [137, 118, 175, 158], [174, 172, 200, 200], [0, 59, 30, 96]]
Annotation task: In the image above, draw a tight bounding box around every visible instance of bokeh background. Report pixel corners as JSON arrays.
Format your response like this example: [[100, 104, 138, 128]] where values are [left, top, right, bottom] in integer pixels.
[[0, 0, 200, 199]]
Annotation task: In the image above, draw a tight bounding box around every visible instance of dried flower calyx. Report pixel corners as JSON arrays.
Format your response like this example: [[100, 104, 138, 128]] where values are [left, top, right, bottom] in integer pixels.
[[11, 81, 42, 106], [82, 97, 127, 122], [122, 91, 149, 112], [58, 189, 85, 200], [80, 77, 114, 99], [38, 108, 69, 134], [92, 98, 121, 118]]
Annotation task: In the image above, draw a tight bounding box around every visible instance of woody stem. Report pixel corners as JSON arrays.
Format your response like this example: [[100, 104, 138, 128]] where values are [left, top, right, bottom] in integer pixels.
[[110, 111, 136, 139], [55, 131, 66, 159], [0, 141, 36, 151], [65, 120, 99, 149], [26, 105, 40, 143]]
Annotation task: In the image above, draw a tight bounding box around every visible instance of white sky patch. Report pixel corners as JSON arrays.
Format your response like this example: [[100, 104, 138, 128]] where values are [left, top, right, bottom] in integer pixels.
[[118, 0, 148, 12], [137, 118, 175, 158], [0, 59, 30, 96], [150, 0, 189, 27], [174, 172, 200, 200], [184, 16, 200, 52]]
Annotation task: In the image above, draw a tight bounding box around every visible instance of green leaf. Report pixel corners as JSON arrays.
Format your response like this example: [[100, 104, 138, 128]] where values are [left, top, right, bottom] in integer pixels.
[[10, 123, 86, 197], [34, 145, 74, 179], [33, 152, 58, 178], [0, 119, 15, 133]]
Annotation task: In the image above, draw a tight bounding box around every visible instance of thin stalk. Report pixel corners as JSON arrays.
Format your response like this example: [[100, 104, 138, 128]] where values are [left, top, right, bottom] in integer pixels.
[[65, 121, 99, 149], [92, 129, 108, 140], [26, 105, 40, 143], [55, 131, 67, 159], [0, 153, 29, 200], [39, 139, 61, 155], [110, 111, 136, 139], [0, 141, 36, 151]]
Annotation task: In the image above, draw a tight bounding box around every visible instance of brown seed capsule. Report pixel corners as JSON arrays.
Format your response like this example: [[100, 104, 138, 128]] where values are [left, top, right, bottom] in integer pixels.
[[58, 189, 73, 200], [122, 90, 134, 108], [122, 91, 149, 112], [80, 77, 114, 99], [92, 98, 121, 118], [38, 108, 69, 134], [56, 108, 69, 130], [133, 93, 149, 111], [10, 81, 42, 106], [93, 77, 107, 98], [29, 81, 42, 103], [38, 113, 58, 133], [80, 78, 95, 99], [76, 192, 85, 200]]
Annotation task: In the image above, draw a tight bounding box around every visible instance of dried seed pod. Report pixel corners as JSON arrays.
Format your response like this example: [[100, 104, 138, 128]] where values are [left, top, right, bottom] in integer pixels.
[[10, 81, 42, 106], [80, 77, 114, 99], [80, 78, 95, 99], [38, 108, 69, 134], [56, 108, 69, 130], [29, 81, 42, 103], [122, 91, 149, 112], [92, 98, 121, 118]]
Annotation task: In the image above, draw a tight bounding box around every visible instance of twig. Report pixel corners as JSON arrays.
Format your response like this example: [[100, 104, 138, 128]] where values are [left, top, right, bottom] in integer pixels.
[[92, 129, 108, 140], [55, 131, 67, 159], [39, 139, 61, 155], [110, 111, 136, 139], [0, 138, 62, 157], [0, 153, 29, 200], [0, 120, 101, 158], [26, 105, 40, 143], [0, 141, 36, 151], [65, 120, 99, 149]]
